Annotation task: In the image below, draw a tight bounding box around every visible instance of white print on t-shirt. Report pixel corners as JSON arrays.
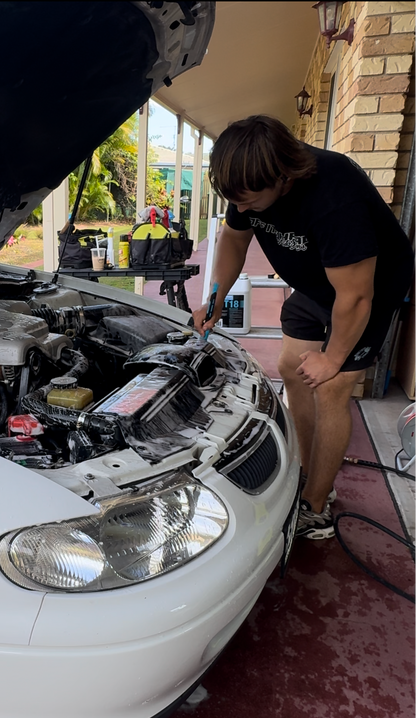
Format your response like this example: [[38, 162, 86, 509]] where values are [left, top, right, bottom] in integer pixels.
[[250, 218, 308, 251], [354, 346, 371, 361]]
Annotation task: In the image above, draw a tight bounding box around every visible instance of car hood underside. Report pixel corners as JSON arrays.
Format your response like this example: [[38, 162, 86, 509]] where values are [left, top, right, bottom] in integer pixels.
[[0, 1, 215, 246]]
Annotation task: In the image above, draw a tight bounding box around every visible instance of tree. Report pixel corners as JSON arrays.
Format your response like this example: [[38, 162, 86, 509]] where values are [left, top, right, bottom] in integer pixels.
[[68, 165, 116, 221], [68, 115, 174, 219], [68, 115, 138, 220], [98, 115, 139, 219], [145, 144, 174, 210]]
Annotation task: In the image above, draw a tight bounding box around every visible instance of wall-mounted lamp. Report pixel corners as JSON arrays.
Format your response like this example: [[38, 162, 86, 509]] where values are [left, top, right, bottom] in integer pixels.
[[295, 87, 313, 118], [313, 1, 355, 49]]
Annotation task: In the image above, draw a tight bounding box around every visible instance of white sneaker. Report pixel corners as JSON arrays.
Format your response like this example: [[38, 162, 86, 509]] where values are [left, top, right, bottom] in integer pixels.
[[296, 499, 335, 540]]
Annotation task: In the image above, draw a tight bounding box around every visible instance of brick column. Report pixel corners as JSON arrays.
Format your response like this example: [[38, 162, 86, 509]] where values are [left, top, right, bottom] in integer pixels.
[[293, 2, 414, 209], [333, 1, 415, 204]]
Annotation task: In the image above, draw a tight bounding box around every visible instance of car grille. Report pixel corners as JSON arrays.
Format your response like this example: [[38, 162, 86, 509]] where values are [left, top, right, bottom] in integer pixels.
[[214, 422, 280, 494]]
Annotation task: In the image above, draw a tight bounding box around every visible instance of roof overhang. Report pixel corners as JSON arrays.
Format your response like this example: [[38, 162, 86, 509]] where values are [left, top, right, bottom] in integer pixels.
[[155, 1, 319, 140]]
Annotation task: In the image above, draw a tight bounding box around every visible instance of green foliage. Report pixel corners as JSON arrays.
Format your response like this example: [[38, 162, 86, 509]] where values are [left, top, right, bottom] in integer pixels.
[[68, 117, 138, 220], [69, 115, 173, 220], [26, 204, 43, 225], [100, 115, 139, 219], [146, 145, 174, 209], [69, 165, 116, 220]]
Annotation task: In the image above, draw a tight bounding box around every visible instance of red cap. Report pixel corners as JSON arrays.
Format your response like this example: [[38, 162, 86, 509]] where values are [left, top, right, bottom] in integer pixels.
[[8, 414, 44, 436]]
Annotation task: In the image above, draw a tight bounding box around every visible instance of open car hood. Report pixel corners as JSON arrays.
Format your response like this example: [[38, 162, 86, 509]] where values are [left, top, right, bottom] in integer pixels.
[[0, 1, 215, 248]]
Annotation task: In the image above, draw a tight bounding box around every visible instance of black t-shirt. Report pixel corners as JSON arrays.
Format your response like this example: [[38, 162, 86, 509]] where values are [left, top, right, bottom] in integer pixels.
[[226, 145, 413, 309]]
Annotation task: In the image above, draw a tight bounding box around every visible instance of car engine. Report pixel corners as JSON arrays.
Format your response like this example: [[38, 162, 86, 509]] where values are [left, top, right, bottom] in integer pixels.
[[0, 270, 282, 484]]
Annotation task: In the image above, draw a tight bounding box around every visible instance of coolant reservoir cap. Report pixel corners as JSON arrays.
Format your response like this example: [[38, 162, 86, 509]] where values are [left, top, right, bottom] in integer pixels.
[[50, 376, 78, 390], [167, 331, 190, 344]]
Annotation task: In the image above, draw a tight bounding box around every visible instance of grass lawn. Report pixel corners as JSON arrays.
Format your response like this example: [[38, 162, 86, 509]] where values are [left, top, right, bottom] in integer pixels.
[[0, 237, 44, 268], [198, 218, 208, 243], [99, 276, 136, 292]]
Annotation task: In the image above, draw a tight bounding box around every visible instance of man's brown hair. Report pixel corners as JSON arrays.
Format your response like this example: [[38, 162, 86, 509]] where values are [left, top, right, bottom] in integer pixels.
[[209, 115, 316, 201]]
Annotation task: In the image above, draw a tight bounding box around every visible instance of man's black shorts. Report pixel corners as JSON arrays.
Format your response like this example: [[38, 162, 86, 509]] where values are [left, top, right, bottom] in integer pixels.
[[280, 291, 400, 372]]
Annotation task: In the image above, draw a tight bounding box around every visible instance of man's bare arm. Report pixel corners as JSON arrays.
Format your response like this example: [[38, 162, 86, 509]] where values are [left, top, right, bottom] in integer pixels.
[[297, 256, 376, 387], [323, 256, 376, 368], [193, 223, 253, 334]]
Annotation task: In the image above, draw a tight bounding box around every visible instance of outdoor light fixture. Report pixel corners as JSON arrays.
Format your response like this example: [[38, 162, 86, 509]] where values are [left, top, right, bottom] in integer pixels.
[[313, 1, 355, 49], [295, 87, 313, 118]]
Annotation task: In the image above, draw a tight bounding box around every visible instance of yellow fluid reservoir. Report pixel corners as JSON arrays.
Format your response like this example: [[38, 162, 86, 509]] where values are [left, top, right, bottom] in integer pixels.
[[47, 376, 93, 410], [118, 234, 130, 267]]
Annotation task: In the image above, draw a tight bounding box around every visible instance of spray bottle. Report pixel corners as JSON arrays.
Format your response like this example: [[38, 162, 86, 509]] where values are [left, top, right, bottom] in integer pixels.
[[107, 226, 115, 266], [220, 273, 252, 334]]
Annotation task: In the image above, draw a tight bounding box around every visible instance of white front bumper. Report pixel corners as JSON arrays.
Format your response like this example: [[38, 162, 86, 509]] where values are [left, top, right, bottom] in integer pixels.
[[0, 456, 298, 718]]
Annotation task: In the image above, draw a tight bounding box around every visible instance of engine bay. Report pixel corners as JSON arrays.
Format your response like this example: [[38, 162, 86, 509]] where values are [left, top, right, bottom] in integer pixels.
[[0, 269, 272, 492]]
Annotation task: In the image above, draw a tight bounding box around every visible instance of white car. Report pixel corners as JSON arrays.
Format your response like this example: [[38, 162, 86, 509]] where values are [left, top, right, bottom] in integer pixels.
[[0, 3, 300, 717]]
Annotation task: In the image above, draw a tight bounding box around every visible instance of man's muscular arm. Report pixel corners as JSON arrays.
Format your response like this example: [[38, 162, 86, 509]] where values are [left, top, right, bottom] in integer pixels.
[[296, 256, 376, 388], [192, 223, 253, 335]]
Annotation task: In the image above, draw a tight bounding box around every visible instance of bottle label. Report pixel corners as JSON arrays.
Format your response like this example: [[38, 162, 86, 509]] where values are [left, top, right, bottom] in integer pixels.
[[221, 294, 245, 328], [118, 245, 130, 267]]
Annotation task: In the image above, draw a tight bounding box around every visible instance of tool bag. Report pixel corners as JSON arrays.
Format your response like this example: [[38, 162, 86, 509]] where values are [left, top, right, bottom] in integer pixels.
[[58, 226, 107, 268], [130, 219, 193, 268]]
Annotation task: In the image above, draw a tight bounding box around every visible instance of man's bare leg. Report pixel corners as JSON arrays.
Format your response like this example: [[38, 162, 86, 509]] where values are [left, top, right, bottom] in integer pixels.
[[278, 335, 364, 512], [302, 369, 364, 512], [278, 336, 322, 474]]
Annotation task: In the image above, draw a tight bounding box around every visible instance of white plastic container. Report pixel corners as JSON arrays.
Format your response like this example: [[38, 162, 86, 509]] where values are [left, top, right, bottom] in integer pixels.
[[220, 273, 252, 334], [29, 287, 83, 310], [107, 227, 115, 266]]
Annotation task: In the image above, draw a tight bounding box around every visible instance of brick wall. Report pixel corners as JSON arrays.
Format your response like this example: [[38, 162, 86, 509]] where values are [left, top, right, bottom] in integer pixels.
[[391, 56, 415, 219], [292, 1, 415, 209]]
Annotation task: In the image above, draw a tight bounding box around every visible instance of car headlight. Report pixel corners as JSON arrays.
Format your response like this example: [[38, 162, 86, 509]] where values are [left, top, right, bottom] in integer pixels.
[[0, 472, 228, 592]]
